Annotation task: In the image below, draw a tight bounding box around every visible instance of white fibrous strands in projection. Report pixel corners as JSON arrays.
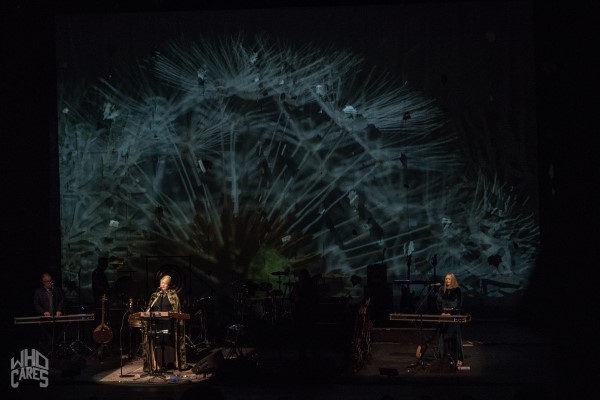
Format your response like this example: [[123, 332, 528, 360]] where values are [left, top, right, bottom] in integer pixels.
[[58, 35, 538, 300]]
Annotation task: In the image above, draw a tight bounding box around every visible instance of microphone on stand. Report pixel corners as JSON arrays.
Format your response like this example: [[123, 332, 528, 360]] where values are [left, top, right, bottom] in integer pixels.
[[429, 283, 441, 286]]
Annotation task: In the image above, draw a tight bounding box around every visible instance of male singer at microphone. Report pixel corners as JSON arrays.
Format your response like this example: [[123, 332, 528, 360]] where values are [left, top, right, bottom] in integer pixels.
[[33, 272, 65, 356], [142, 275, 188, 372]]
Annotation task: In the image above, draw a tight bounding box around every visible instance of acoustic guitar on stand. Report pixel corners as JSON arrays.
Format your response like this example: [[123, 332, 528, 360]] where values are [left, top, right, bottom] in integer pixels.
[[93, 294, 113, 344]]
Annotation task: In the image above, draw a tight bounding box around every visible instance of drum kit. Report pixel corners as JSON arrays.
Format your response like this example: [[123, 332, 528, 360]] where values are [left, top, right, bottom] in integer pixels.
[[183, 295, 212, 353], [122, 297, 147, 358], [111, 267, 166, 356], [127, 298, 146, 328], [232, 269, 296, 325]]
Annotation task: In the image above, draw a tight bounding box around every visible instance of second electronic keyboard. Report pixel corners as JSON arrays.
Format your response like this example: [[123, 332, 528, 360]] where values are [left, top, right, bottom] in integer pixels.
[[389, 313, 471, 323], [130, 311, 190, 320], [14, 313, 95, 325]]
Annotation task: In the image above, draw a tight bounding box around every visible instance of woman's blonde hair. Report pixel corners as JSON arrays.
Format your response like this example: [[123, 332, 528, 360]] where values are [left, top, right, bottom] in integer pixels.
[[160, 275, 172, 285], [443, 273, 459, 290]]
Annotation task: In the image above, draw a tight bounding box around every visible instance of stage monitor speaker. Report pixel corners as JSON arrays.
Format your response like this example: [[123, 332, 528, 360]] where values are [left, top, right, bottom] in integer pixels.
[[367, 263, 387, 286], [192, 348, 224, 375]]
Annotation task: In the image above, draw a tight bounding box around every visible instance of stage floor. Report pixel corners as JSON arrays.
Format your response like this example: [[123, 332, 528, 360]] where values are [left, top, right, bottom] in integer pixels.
[[8, 318, 569, 400]]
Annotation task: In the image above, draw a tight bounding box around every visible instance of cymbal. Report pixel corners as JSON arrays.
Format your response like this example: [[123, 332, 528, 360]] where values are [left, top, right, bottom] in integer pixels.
[[108, 256, 125, 265], [321, 270, 346, 279], [321, 274, 346, 279]]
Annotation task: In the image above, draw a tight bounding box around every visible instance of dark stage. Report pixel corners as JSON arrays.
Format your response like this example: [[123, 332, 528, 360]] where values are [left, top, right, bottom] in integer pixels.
[[7, 310, 566, 400], [4, 1, 599, 399]]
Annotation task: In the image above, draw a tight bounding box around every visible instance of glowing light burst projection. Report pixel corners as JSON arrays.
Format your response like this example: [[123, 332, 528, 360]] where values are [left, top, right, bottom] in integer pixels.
[[58, 35, 538, 302]]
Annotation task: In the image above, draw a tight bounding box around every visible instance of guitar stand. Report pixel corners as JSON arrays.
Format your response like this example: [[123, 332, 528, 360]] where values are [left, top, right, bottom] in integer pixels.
[[69, 320, 92, 356], [407, 284, 439, 369], [89, 342, 112, 360], [408, 324, 438, 370], [409, 346, 430, 369]]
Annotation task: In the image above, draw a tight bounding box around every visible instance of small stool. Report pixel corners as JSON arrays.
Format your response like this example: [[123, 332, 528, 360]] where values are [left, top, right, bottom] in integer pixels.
[[225, 324, 245, 359]]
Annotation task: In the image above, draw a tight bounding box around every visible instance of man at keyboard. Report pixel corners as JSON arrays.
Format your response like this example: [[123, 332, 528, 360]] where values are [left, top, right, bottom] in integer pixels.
[[34, 272, 64, 317], [33, 272, 65, 355]]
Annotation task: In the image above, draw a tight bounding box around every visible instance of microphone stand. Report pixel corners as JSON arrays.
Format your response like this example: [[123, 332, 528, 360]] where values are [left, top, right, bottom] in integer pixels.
[[70, 265, 92, 355], [409, 283, 440, 369], [147, 291, 161, 310], [119, 307, 134, 378], [77, 265, 82, 309]]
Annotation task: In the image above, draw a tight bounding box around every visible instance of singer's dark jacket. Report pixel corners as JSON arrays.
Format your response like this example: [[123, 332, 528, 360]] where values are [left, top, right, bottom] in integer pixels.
[[33, 286, 65, 315]]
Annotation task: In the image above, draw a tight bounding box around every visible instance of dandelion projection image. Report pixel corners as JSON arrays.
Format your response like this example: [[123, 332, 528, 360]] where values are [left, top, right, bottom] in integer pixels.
[[56, 10, 539, 314]]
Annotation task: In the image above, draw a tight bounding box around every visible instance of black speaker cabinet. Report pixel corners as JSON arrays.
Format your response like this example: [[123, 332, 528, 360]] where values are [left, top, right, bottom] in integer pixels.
[[192, 349, 224, 375], [367, 263, 387, 286], [365, 283, 393, 323]]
